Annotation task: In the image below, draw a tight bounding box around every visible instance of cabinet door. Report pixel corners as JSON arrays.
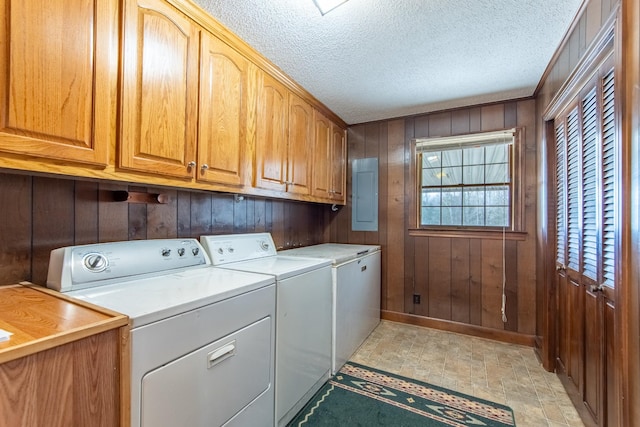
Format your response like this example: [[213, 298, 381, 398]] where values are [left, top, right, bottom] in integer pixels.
[[287, 93, 313, 195], [255, 72, 287, 192], [198, 31, 249, 186], [329, 123, 346, 202], [311, 110, 332, 200], [120, 0, 199, 178], [0, 0, 117, 166]]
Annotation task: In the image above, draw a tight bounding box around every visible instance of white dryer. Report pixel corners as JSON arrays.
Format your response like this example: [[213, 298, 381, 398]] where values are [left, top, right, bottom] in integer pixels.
[[46, 238, 276, 427], [281, 243, 381, 374], [200, 233, 332, 427]]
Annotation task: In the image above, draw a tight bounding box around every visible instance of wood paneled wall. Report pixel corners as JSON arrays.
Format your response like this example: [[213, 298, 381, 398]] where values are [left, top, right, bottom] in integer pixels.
[[326, 99, 538, 338], [0, 172, 327, 286], [540, 0, 619, 101]]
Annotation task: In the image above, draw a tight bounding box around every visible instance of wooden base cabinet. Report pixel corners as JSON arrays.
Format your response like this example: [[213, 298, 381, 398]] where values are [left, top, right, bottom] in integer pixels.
[[0, 330, 123, 427], [0, 0, 118, 166], [0, 285, 129, 427]]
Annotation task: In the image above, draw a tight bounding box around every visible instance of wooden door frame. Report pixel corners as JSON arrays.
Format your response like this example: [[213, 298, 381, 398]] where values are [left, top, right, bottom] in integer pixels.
[[620, 0, 640, 424]]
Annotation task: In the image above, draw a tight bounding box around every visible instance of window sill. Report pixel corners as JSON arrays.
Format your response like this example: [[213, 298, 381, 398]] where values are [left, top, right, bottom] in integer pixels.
[[408, 228, 528, 240]]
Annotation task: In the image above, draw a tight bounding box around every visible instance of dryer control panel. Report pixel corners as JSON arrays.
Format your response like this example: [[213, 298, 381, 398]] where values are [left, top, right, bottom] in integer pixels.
[[201, 233, 277, 265], [47, 239, 210, 292]]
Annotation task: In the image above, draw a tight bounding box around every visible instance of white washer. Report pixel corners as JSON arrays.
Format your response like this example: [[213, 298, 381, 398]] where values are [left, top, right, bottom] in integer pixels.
[[200, 233, 332, 427], [281, 243, 381, 374], [46, 238, 276, 427]]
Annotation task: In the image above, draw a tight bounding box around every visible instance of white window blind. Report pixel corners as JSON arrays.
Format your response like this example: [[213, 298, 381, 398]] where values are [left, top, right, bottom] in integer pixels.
[[415, 129, 515, 228], [415, 129, 515, 152]]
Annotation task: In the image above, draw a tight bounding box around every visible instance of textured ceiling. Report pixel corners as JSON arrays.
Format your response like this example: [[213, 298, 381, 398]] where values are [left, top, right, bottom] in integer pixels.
[[194, 0, 583, 124]]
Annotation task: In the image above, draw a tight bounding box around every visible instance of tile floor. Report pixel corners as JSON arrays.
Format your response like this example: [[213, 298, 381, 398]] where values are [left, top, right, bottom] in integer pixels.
[[350, 320, 585, 427]]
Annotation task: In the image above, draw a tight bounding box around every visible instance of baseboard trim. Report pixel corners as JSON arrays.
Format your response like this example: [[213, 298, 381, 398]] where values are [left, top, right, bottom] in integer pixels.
[[380, 310, 536, 347]]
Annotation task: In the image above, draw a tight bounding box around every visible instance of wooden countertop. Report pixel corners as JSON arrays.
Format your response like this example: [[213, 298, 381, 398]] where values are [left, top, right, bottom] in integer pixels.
[[0, 282, 128, 364]]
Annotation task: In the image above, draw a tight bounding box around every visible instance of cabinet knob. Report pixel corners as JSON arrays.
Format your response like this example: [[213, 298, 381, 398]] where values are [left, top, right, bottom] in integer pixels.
[[187, 161, 196, 168], [201, 164, 209, 171]]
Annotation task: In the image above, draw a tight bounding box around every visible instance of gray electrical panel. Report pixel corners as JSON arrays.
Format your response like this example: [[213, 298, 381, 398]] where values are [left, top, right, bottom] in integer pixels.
[[352, 158, 378, 231]]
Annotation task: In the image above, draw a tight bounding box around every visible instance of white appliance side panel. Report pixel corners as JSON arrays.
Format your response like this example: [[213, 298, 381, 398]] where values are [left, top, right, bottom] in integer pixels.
[[276, 266, 332, 425], [141, 317, 272, 427], [334, 251, 381, 373]]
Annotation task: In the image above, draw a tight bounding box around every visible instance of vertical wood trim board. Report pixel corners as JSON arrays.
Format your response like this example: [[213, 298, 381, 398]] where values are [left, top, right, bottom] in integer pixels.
[[386, 119, 406, 312]]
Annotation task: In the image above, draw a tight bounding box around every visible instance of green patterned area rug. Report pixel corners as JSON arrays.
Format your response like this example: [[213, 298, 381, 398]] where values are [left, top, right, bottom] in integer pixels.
[[288, 362, 516, 427]]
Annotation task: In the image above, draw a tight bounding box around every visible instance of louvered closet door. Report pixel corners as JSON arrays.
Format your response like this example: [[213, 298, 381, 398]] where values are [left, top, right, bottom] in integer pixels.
[[553, 60, 618, 427], [599, 67, 619, 427], [556, 105, 585, 393]]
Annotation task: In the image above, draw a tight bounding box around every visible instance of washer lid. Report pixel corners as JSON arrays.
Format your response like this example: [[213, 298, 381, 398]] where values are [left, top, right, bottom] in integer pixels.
[[65, 267, 274, 328], [280, 243, 381, 265]]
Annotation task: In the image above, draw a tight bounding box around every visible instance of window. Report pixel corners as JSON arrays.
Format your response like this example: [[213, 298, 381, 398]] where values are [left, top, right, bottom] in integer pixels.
[[415, 129, 515, 229]]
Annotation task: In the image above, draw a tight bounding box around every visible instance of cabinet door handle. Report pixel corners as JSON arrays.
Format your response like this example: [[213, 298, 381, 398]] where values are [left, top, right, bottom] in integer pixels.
[[187, 161, 196, 168], [207, 341, 236, 369], [201, 164, 209, 171]]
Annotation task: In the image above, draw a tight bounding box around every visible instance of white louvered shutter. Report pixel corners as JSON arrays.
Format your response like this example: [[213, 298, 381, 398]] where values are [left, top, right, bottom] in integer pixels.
[[581, 88, 598, 281], [601, 69, 616, 287], [566, 107, 581, 272], [555, 120, 567, 266]]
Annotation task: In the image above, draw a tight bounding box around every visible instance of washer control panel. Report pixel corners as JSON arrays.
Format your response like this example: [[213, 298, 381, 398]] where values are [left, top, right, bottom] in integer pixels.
[[200, 233, 276, 265], [47, 239, 210, 292]]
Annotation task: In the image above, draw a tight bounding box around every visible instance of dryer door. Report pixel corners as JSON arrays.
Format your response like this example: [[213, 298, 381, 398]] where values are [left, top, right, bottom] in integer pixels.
[[141, 316, 272, 427]]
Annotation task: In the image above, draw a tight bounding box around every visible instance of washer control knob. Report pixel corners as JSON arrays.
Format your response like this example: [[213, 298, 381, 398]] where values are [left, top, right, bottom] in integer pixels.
[[161, 248, 171, 257], [177, 248, 185, 256], [83, 253, 108, 272], [192, 247, 200, 256], [217, 248, 224, 254], [228, 247, 235, 253], [260, 241, 270, 251]]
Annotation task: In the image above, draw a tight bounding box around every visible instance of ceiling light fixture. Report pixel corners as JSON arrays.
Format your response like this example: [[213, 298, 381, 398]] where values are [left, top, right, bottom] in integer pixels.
[[313, 0, 349, 15]]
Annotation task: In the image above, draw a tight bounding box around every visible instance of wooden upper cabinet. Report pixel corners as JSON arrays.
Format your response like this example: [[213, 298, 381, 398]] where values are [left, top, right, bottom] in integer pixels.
[[120, 0, 199, 179], [255, 72, 288, 192], [312, 110, 346, 203], [197, 31, 250, 186], [329, 122, 346, 202], [287, 93, 313, 195], [255, 71, 313, 195], [0, 0, 117, 166], [312, 110, 332, 199]]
